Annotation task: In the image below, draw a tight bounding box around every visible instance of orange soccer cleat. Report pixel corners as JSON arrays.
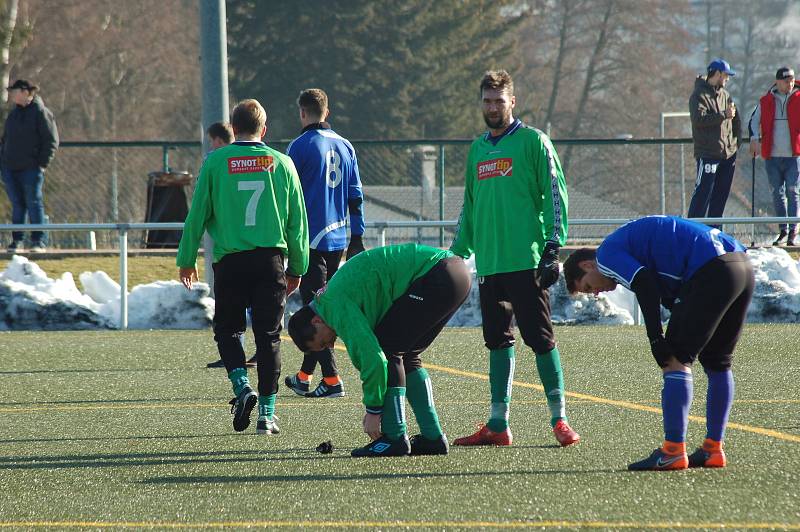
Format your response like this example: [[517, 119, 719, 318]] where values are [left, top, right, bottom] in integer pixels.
[[688, 438, 727, 468], [553, 419, 580, 447], [452, 424, 512, 446]]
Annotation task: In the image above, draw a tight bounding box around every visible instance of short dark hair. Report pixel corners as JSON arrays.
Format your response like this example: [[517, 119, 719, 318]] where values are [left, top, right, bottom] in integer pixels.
[[480, 70, 514, 96], [231, 99, 267, 136], [562, 247, 597, 294], [297, 88, 328, 120], [206, 121, 234, 143], [287, 305, 318, 352]]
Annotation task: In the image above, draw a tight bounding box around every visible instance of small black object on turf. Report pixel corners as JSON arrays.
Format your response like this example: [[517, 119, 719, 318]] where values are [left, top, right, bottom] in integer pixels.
[[316, 440, 333, 454]]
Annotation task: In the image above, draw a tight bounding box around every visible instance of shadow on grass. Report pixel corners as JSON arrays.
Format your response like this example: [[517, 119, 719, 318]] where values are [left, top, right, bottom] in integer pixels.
[[0, 448, 346, 470], [0, 433, 242, 444], [0, 397, 218, 406], [0, 368, 162, 375], [141, 468, 622, 485]]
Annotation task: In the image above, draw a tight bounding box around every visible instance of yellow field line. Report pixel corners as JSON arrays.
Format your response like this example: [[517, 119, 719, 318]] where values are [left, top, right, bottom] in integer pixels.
[[1, 520, 799, 530], [424, 362, 800, 444]]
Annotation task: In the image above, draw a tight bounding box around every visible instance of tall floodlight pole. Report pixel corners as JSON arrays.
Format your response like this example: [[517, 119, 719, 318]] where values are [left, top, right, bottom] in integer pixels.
[[199, 0, 230, 296]]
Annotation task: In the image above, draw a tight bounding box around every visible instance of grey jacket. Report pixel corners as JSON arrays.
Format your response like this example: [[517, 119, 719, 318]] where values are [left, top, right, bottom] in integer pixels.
[[1, 95, 59, 171], [689, 76, 740, 160]]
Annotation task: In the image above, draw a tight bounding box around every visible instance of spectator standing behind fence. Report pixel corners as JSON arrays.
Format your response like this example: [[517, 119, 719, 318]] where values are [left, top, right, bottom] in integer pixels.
[[283, 88, 365, 399], [688, 59, 741, 229], [1, 79, 59, 253], [748, 67, 800, 246]]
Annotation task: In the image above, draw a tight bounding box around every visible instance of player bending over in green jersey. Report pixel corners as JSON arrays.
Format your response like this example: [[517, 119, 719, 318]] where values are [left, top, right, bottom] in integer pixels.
[[288, 243, 471, 457]]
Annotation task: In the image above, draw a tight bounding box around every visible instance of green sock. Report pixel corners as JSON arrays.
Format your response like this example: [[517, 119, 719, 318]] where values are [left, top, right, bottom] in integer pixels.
[[405, 368, 442, 439], [381, 387, 407, 440], [487, 347, 515, 432], [228, 367, 250, 396], [536, 347, 567, 427], [258, 394, 276, 420]]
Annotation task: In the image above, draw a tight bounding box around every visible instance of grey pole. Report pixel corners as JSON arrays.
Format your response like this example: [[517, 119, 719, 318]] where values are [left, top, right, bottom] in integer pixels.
[[199, 0, 229, 296]]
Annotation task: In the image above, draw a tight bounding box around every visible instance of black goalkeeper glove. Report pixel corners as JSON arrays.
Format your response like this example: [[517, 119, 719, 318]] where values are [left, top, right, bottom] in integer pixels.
[[649, 336, 673, 368], [536, 241, 561, 289], [346, 235, 365, 261]]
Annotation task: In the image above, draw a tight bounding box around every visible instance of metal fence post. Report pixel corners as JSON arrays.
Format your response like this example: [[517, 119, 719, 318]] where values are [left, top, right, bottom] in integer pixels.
[[439, 144, 445, 247], [162, 145, 170, 173], [119, 225, 129, 330], [660, 114, 665, 214]]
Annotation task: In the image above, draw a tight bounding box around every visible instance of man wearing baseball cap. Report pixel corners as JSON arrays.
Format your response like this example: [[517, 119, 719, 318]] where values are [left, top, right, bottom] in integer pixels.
[[748, 67, 800, 246], [688, 59, 741, 229], [1, 79, 60, 253]]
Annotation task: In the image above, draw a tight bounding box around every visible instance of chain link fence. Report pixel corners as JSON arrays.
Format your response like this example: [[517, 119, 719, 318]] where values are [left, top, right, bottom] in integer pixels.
[[0, 138, 780, 249]]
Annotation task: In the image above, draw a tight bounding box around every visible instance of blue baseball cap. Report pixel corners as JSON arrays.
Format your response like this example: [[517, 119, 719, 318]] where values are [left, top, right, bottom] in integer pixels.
[[707, 59, 736, 76]]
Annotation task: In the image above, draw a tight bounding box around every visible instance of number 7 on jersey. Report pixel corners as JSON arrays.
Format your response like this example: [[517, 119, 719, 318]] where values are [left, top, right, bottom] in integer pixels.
[[238, 180, 265, 226]]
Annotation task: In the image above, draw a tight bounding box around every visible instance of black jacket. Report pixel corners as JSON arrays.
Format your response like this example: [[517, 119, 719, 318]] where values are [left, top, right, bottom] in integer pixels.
[[689, 76, 740, 160], [1, 95, 59, 170]]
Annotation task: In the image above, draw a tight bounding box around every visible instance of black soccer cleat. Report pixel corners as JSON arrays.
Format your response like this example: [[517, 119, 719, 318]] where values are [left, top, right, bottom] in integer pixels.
[[206, 358, 225, 368], [284, 374, 310, 396], [306, 381, 345, 398], [627, 448, 688, 471], [410, 433, 449, 456], [773, 230, 788, 246], [228, 386, 257, 432], [351, 434, 411, 458]]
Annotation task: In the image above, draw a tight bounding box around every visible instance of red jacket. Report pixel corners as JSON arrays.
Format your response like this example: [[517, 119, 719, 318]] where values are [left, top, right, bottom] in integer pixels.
[[759, 87, 800, 158]]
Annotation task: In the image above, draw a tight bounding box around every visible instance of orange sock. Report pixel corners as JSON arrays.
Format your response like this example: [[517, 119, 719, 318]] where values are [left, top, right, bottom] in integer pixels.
[[661, 441, 686, 455], [702, 438, 723, 451], [323, 375, 342, 386], [298, 371, 312, 382]]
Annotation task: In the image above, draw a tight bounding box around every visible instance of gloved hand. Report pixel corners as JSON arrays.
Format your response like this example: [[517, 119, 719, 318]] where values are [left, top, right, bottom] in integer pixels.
[[536, 241, 560, 289], [649, 336, 673, 368], [346, 235, 365, 260]]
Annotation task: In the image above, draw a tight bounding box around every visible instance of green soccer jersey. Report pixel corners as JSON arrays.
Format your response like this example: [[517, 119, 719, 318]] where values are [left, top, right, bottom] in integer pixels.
[[176, 141, 309, 276], [450, 122, 568, 276], [312, 243, 453, 409]]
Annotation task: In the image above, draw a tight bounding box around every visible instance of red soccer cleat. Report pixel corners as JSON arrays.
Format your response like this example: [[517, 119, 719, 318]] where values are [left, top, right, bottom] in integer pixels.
[[452, 424, 512, 446], [553, 419, 580, 447]]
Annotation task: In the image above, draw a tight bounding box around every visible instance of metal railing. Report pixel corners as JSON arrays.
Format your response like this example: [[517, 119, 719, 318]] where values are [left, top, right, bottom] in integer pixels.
[[3, 216, 797, 330]]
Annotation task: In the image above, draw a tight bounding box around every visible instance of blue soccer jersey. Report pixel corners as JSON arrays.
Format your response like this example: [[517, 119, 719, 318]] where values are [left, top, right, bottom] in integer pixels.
[[287, 125, 365, 251], [596, 216, 746, 298]]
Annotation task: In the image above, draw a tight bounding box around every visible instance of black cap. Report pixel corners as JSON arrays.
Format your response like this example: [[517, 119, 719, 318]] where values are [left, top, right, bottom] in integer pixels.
[[6, 79, 37, 91], [776, 67, 796, 80]]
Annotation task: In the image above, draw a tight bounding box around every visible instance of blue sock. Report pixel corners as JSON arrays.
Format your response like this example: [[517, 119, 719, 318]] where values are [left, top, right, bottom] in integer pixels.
[[662, 371, 693, 443], [705, 369, 734, 441]]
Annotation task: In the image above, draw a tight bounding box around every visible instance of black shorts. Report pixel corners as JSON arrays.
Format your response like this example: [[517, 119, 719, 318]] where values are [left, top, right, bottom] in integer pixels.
[[300, 248, 344, 305], [479, 269, 555, 354], [666, 252, 754, 371], [374, 256, 472, 361]]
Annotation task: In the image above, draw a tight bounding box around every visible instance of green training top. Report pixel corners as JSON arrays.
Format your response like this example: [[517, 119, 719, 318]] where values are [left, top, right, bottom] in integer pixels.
[[450, 122, 568, 276], [176, 141, 309, 277], [312, 243, 453, 409]]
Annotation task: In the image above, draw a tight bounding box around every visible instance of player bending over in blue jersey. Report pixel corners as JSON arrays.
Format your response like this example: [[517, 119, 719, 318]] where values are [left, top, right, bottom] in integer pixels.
[[563, 216, 754, 471]]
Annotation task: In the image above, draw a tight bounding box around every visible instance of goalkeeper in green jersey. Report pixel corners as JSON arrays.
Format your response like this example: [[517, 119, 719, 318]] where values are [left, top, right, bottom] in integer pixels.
[[288, 244, 472, 457], [177, 99, 309, 435], [450, 70, 580, 448]]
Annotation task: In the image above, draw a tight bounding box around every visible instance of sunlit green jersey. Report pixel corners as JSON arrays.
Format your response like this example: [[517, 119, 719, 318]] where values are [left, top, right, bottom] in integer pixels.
[[312, 243, 452, 409], [177, 141, 309, 277], [450, 120, 568, 276]]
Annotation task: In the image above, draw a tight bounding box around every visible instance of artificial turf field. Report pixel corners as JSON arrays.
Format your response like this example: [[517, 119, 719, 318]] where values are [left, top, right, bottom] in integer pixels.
[[1, 325, 798, 530]]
